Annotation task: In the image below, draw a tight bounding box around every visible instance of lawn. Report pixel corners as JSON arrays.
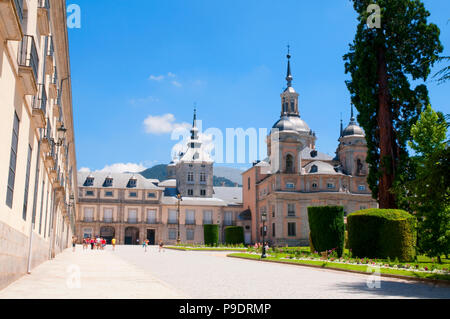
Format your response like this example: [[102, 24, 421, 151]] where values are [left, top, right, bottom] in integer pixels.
[[228, 253, 450, 282]]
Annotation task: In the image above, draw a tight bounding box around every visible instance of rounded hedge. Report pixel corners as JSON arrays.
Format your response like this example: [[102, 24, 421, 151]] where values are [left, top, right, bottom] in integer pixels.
[[308, 206, 345, 257], [347, 209, 417, 261], [224, 226, 244, 245], [203, 224, 219, 246]]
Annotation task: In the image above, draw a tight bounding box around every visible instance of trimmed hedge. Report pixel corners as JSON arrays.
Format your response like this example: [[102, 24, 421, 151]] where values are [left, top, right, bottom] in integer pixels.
[[347, 209, 417, 261], [203, 224, 219, 246], [308, 206, 345, 257], [224, 226, 244, 245]]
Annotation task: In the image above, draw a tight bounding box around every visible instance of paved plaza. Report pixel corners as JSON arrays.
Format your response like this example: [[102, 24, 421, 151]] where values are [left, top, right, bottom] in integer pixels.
[[0, 245, 449, 299]]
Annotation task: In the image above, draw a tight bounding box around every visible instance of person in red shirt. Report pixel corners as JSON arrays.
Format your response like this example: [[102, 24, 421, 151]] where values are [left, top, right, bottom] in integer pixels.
[[90, 238, 95, 250], [102, 238, 106, 250]]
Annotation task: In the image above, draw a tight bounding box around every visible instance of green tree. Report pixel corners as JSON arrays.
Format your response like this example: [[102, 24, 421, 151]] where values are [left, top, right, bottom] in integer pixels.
[[395, 105, 449, 262], [344, 0, 443, 208]]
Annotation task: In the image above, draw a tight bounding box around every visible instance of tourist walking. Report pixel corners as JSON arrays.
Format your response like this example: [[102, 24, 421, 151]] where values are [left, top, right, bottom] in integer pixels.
[[159, 240, 164, 252], [101, 238, 106, 250], [143, 239, 149, 252], [72, 236, 77, 252], [90, 237, 95, 250], [112, 238, 116, 251]]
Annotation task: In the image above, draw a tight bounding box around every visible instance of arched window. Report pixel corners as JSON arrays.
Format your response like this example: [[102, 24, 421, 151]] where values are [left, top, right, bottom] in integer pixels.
[[285, 154, 294, 173], [356, 159, 363, 175], [310, 165, 318, 173]]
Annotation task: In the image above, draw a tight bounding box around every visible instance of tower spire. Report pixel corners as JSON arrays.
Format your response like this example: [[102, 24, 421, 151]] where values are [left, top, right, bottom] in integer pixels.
[[340, 113, 343, 137], [193, 103, 197, 127], [286, 44, 293, 88], [350, 103, 356, 124]]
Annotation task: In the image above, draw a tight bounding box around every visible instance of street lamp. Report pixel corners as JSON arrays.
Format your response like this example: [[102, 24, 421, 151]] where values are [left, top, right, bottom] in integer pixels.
[[177, 193, 182, 245], [54, 124, 67, 147], [261, 211, 267, 259]]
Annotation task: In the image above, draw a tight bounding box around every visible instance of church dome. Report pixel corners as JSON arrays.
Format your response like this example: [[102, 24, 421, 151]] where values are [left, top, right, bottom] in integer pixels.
[[342, 123, 364, 137], [289, 116, 310, 133], [272, 116, 296, 132]]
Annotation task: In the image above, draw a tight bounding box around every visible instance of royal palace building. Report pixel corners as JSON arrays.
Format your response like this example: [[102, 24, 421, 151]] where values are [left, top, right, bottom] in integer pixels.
[[76, 111, 249, 245], [0, 0, 77, 289], [242, 52, 378, 246]]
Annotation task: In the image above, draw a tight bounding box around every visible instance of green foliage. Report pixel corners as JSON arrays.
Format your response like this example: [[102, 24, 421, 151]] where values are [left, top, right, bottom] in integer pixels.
[[224, 226, 244, 245], [394, 105, 450, 261], [203, 225, 219, 246], [347, 209, 417, 261], [309, 232, 316, 254], [307, 206, 345, 257], [343, 0, 443, 205], [433, 56, 450, 84]]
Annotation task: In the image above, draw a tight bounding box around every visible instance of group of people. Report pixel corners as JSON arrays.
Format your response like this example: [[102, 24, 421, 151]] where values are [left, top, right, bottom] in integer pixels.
[[81, 237, 117, 251], [254, 242, 270, 251]]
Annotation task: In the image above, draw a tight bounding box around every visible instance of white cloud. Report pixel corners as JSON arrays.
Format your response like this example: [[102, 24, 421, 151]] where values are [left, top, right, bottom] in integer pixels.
[[143, 113, 191, 135], [78, 167, 91, 173], [171, 80, 182, 87], [167, 72, 176, 78], [149, 74, 165, 81]]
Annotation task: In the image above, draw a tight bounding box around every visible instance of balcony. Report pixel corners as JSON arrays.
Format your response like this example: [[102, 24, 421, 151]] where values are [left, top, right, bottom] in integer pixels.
[[18, 35, 38, 95], [32, 84, 47, 128], [203, 220, 213, 225], [185, 220, 196, 225], [83, 218, 94, 223], [37, 0, 50, 36], [103, 218, 113, 223], [147, 219, 157, 225], [127, 219, 138, 224], [45, 36, 54, 75], [223, 220, 236, 226], [0, 0, 24, 40], [53, 94, 61, 118], [168, 219, 178, 225]]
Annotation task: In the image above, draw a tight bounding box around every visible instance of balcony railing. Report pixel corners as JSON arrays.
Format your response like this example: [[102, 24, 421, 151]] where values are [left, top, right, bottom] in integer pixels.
[[168, 219, 178, 224], [18, 35, 39, 81], [203, 219, 213, 225], [223, 220, 235, 226], [147, 218, 157, 224], [103, 218, 113, 223], [83, 218, 94, 223], [32, 84, 47, 115], [185, 219, 196, 225], [127, 219, 138, 224]]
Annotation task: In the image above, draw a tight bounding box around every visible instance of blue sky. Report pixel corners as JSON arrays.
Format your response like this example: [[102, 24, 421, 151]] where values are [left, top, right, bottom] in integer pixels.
[[69, 0, 450, 173]]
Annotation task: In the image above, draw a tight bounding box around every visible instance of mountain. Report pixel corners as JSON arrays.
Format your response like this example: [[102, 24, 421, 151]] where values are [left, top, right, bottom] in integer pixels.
[[139, 164, 241, 187], [213, 166, 244, 185], [140, 164, 167, 181]]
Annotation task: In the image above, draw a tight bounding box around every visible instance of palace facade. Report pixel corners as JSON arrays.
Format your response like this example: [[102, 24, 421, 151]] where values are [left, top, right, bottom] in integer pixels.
[[0, 0, 77, 289], [242, 52, 378, 246], [76, 112, 249, 245]]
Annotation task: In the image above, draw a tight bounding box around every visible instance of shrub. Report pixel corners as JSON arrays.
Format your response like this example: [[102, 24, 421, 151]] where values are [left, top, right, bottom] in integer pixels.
[[224, 226, 244, 245], [347, 209, 417, 262], [308, 206, 345, 257], [309, 232, 315, 254], [203, 224, 219, 246]]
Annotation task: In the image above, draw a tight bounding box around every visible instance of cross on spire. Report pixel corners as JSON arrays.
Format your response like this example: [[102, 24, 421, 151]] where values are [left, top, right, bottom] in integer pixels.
[[286, 44, 293, 87]]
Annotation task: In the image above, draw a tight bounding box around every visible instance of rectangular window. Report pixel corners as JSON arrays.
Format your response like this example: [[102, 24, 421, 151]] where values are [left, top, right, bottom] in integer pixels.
[[104, 208, 113, 222], [288, 222, 296, 237], [187, 172, 194, 182], [105, 191, 113, 197], [6, 112, 20, 208], [287, 203, 296, 217], [128, 209, 137, 223], [200, 172, 206, 183], [84, 208, 94, 222], [168, 209, 178, 224], [200, 189, 206, 196], [358, 185, 366, 191], [224, 211, 233, 226], [188, 189, 193, 196], [186, 229, 195, 241], [38, 179, 45, 234], [327, 183, 334, 189], [185, 210, 195, 225], [147, 209, 156, 224], [129, 192, 137, 198], [22, 145, 32, 220], [360, 205, 367, 210], [286, 183, 295, 189], [168, 229, 177, 240], [86, 190, 94, 196], [203, 210, 212, 225], [148, 192, 156, 198]]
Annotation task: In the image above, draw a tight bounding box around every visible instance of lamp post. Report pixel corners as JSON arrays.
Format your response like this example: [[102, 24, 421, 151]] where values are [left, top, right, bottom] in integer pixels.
[[177, 194, 182, 245], [261, 211, 267, 259]]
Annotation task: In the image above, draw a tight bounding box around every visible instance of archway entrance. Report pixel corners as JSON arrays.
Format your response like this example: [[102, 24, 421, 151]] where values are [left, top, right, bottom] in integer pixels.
[[125, 227, 139, 245], [147, 229, 156, 245], [100, 226, 115, 244]]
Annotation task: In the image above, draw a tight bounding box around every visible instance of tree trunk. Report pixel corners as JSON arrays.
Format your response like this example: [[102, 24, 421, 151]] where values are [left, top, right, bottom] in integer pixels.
[[376, 45, 397, 209]]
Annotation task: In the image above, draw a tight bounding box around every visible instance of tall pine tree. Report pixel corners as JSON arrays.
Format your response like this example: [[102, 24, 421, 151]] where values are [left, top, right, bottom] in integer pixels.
[[344, 0, 443, 208]]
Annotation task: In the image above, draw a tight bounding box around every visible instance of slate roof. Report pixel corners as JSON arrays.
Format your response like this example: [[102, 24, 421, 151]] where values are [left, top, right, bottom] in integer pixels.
[[77, 171, 162, 190], [213, 187, 243, 205]]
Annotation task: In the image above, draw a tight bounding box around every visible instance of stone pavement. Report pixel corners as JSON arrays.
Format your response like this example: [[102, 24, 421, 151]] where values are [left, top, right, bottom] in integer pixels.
[[0, 245, 186, 299]]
